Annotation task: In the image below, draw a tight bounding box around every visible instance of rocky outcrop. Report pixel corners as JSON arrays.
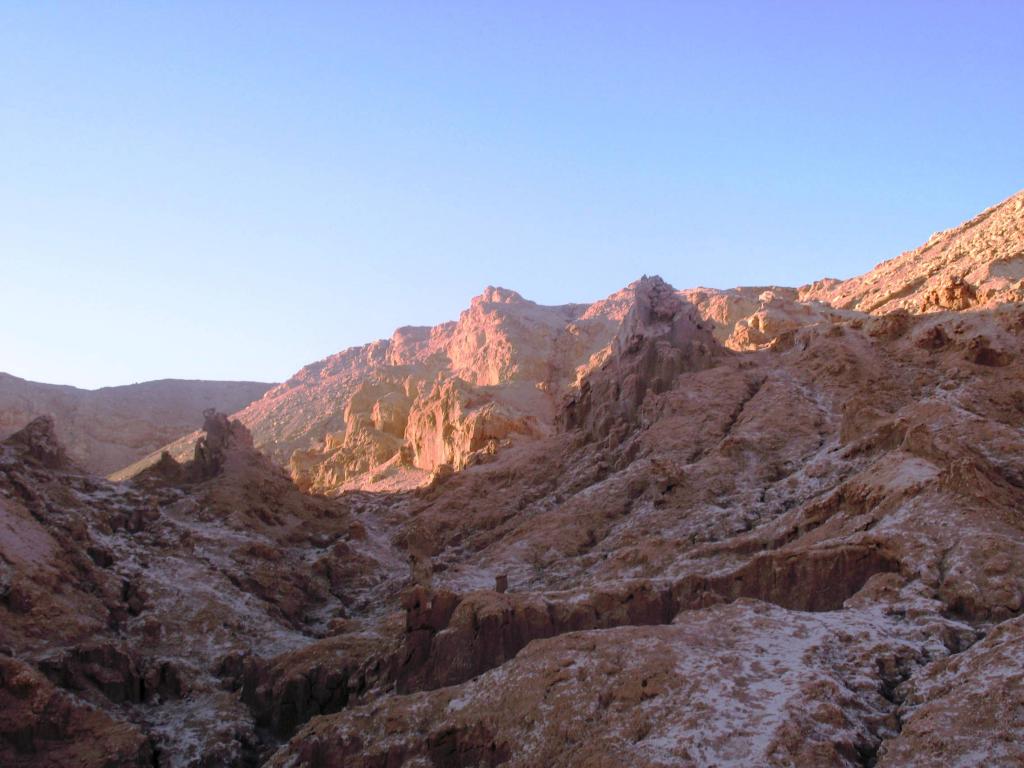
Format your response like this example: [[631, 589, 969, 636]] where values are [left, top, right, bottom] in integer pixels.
[[134, 409, 264, 485], [394, 583, 676, 693], [392, 542, 899, 696], [680, 284, 860, 350], [405, 378, 543, 472], [190, 409, 257, 481], [127, 279, 661, 493], [919, 273, 978, 312], [804, 188, 1024, 314], [672, 544, 900, 612], [0, 373, 272, 476], [561, 276, 719, 440], [132, 277, 832, 494], [0, 413, 402, 765], [0, 656, 153, 767], [115, 192, 1024, 498], [238, 632, 396, 739], [3, 416, 72, 470], [36, 642, 164, 705], [270, 602, 970, 768], [876, 615, 1024, 766]]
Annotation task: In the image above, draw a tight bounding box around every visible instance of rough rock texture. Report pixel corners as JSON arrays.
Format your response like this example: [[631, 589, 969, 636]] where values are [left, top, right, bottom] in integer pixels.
[[561, 277, 719, 440], [0, 655, 154, 767], [876, 614, 1024, 766], [3, 191, 1024, 766], [117, 284, 640, 491], [679, 284, 859, 351], [0, 374, 272, 475], [0, 413, 404, 766], [269, 602, 971, 768], [265, 293, 1024, 767], [802, 188, 1024, 314], [122, 279, 849, 494]]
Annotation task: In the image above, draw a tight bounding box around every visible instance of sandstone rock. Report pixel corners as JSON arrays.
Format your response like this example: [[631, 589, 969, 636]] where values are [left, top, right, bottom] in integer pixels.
[[406, 377, 542, 472], [560, 276, 719, 440], [920, 273, 978, 311]]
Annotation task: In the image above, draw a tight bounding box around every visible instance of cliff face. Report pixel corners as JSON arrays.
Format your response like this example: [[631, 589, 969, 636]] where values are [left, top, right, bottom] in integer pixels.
[[0, 375, 272, 476]]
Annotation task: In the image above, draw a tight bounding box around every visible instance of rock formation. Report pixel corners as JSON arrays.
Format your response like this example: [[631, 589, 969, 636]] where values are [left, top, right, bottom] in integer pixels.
[[801, 189, 1024, 313], [1, 410, 395, 766], [3, 189, 1024, 766], [116, 283, 640, 491], [560, 276, 718, 440], [266, 294, 1024, 767], [119, 278, 858, 494]]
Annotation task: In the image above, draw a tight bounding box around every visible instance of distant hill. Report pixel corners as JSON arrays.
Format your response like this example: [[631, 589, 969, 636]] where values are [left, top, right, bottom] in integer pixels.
[[0, 373, 273, 475]]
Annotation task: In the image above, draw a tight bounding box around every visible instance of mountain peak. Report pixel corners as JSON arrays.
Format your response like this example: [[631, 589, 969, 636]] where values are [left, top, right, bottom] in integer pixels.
[[473, 286, 528, 305]]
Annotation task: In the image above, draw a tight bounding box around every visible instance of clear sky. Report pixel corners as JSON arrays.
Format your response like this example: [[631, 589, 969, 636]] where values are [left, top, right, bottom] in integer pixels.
[[3, 2, 1023, 389]]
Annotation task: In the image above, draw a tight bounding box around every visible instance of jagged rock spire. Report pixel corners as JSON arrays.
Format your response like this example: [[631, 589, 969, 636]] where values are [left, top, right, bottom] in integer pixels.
[[2, 415, 71, 470], [560, 276, 720, 440]]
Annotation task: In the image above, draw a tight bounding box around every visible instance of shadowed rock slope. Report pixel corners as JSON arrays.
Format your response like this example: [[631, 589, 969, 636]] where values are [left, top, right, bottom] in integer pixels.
[[0, 375, 273, 476]]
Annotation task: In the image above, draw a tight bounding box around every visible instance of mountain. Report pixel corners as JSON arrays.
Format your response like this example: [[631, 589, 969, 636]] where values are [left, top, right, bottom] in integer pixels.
[[0, 374, 273, 475], [114, 281, 851, 492], [2, 191, 1023, 767], [113, 284, 638, 489], [118, 191, 1024, 497]]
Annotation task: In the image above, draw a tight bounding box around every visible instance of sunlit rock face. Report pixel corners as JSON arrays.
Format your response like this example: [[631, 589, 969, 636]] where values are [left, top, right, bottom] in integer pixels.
[[118, 279, 647, 492], [799, 189, 1024, 314], [122, 275, 855, 494], [4, 191, 1023, 766]]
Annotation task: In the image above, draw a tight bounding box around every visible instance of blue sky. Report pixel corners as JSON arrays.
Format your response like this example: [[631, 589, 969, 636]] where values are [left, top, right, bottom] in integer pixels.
[[3, 2, 1023, 389]]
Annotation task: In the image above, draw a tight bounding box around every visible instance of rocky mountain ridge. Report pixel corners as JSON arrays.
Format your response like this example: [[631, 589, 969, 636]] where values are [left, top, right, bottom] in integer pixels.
[[114, 283, 640, 491], [108, 282, 858, 493], [802, 189, 1024, 313], [116, 190, 1024, 496]]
